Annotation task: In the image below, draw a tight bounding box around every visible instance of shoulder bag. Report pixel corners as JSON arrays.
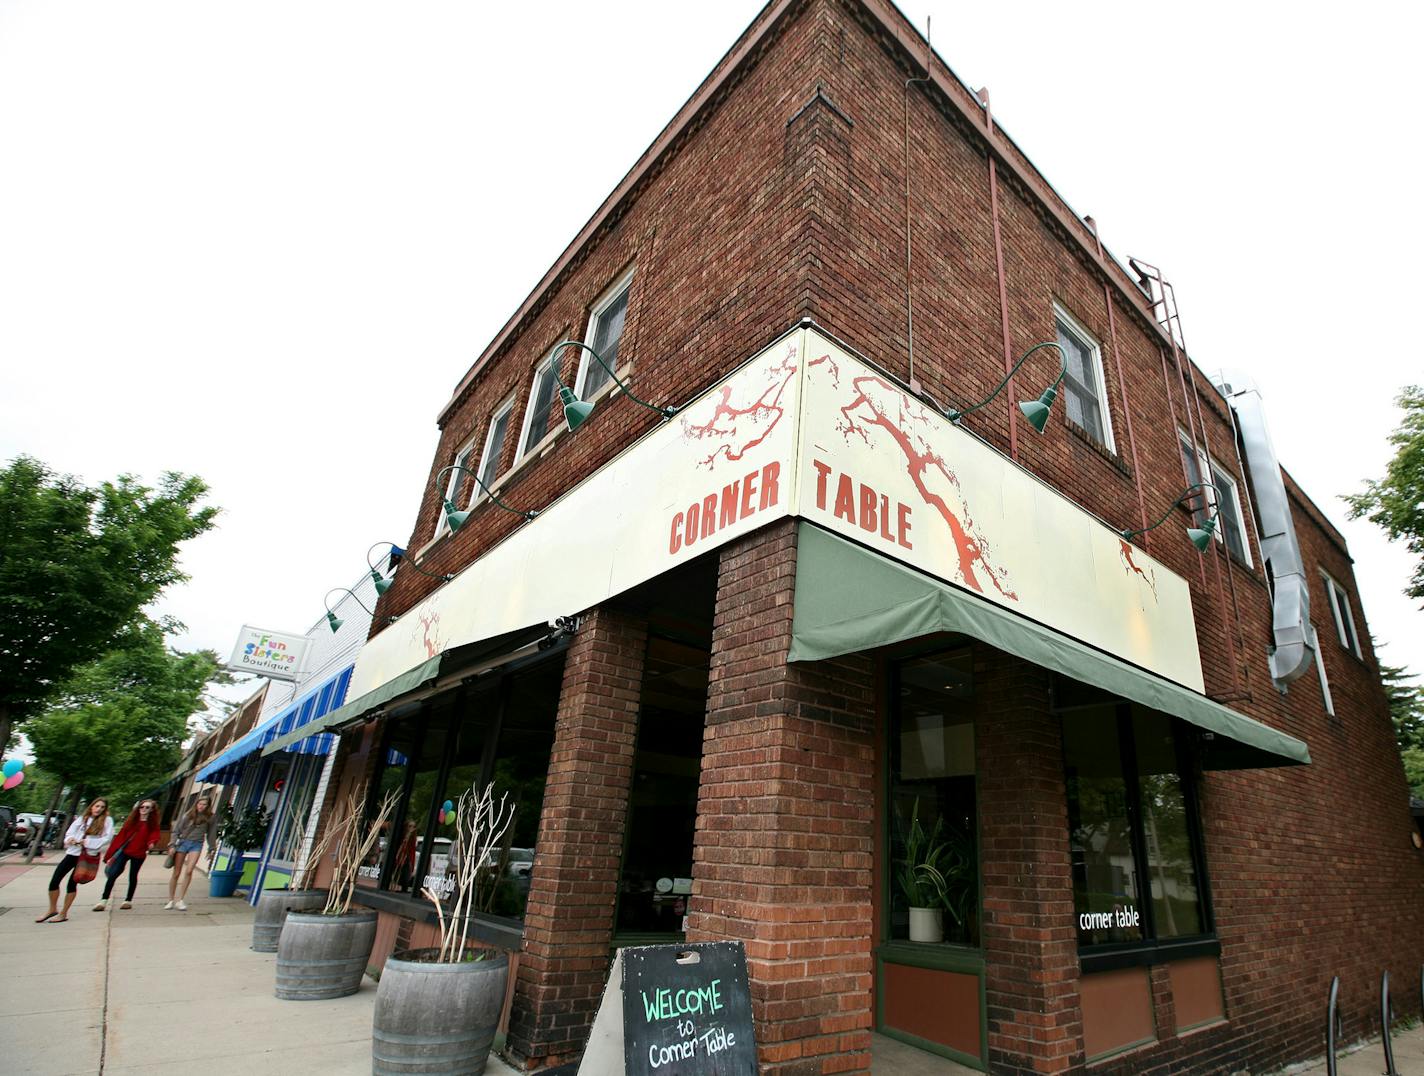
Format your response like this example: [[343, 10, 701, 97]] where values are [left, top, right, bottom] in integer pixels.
[[74, 849, 101, 885]]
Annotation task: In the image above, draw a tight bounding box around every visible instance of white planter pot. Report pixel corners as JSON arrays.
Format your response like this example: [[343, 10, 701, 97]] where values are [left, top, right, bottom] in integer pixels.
[[908, 906, 944, 943]]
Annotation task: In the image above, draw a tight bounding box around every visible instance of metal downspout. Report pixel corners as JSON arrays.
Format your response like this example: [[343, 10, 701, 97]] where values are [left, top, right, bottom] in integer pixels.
[[1213, 370, 1316, 689]]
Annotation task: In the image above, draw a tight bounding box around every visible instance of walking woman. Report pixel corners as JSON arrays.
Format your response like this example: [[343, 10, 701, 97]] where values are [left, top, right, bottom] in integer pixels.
[[166, 794, 219, 911], [94, 799, 162, 911], [36, 798, 113, 923]]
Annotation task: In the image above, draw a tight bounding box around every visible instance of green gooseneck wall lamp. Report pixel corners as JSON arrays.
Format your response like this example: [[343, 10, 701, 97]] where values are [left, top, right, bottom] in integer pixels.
[[324, 587, 381, 633], [433, 463, 537, 533], [366, 541, 452, 596], [549, 340, 678, 432], [944, 341, 1068, 432], [1121, 483, 1222, 553]]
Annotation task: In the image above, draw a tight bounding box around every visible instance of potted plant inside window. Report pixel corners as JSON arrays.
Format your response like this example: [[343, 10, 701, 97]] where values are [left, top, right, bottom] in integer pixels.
[[896, 799, 972, 944], [275, 787, 396, 1000], [209, 805, 270, 899], [251, 815, 331, 952], [372, 781, 516, 1075]]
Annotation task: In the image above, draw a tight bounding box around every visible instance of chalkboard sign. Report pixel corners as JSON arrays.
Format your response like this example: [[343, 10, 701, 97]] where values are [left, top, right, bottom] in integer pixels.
[[621, 942, 757, 1075]]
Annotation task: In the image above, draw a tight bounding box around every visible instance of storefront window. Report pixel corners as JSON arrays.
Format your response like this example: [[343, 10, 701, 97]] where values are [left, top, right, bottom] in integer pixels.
[[1133, 710, 1203, 939], [1063, 705, 1144, 947], [616, 635, 707, 936], [1063, 701, 1210, 951], [479, 663, 560, 920], [888, 648, 978, 947], [361, 655, 563, 920], [270, 755, 319, 862], [377, 714, 448, 895]]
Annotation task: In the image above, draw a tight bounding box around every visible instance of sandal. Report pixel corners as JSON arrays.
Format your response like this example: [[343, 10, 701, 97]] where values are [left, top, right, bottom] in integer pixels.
[[34, 912, 56, 923], [51, 916, 69, 923]]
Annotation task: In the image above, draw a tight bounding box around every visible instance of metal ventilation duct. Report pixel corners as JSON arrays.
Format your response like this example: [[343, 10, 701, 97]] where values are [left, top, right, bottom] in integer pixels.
[[1212, 371, 1315, 689]]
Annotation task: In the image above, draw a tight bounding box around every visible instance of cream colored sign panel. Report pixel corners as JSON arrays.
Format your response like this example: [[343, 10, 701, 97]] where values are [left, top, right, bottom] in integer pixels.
[[347, 333, 806, 699], [794, 331, 1205, 691]]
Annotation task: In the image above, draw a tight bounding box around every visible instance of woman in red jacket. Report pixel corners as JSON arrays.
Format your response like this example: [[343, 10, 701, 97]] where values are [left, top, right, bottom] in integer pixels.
[[94, 799, 162, 911]]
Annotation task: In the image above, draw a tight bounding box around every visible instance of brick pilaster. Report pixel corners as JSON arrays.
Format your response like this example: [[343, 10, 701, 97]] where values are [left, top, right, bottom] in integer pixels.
[[506, 606, 648, 1069], [976, 650, 1085, 1073], [689, 521, 876, 1075]]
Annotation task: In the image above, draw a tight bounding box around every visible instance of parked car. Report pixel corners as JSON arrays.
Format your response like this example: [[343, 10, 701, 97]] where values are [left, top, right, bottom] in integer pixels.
[[0, 806, 16, 850], [15, 813, 51, 848]]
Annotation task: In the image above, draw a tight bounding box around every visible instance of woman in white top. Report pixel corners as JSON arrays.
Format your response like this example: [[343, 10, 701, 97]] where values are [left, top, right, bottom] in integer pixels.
[[36, 798, 113, 923]]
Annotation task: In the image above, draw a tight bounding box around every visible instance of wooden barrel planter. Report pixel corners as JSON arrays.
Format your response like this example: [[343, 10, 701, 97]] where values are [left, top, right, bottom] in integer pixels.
[[372, 949, 509, 1075], [274, 910, 377, 1000], [251, 888, 329, 953]]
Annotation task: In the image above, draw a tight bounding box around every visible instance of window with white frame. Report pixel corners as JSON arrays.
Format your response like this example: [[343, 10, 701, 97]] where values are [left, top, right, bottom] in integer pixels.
[[1053, 305, 1115, 451], [436, 436, 480, 536], [1321, 572, 1362, 658], [1177, 430, 1212, 525], [518, 349, 562, 459], [476, 398, 514, 493], [1179, 430, 1206, 495], [1312, 625, 1335, 717], [1208, 460, 1251, 566], [577, 271, 632, 400]]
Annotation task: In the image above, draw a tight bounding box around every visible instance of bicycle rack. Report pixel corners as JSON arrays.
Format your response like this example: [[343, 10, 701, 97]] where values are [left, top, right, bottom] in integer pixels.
[[1325, 975, 1340, 1076], [1381, 970, 1401, 1076]]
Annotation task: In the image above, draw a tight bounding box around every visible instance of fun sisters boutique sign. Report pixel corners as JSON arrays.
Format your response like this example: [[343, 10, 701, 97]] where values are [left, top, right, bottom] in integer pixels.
[[225, 625, 311, 682], [348, 326, 1202, 699]]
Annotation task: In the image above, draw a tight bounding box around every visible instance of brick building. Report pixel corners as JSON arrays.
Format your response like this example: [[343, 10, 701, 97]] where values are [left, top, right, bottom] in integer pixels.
[[266, 1, 1424, 1071]]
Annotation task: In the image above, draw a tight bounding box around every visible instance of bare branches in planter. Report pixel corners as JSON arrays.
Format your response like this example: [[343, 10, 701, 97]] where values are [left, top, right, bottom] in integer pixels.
[[251, 814, 329, 953], [374, 781, 516, 1073], [420, 781, 516, 963], [323, 786, 398, 918], [274, 786, 397, 1001]]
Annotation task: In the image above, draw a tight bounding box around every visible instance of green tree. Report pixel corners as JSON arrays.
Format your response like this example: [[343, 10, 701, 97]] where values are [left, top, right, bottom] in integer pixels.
[[28, 620, 225, 813], [0, 456, 217, 750], [1381, 659, 1424, 753], [1402, 746, 1424, 801], [1345, 385, 1424, 603]]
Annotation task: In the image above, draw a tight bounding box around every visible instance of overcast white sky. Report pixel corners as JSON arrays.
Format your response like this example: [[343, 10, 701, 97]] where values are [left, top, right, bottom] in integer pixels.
[[3, 1, 1421, 699]]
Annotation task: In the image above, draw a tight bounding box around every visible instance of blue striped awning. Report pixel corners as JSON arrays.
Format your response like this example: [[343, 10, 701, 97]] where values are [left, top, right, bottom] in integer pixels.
[[194, 665, 353, 785]]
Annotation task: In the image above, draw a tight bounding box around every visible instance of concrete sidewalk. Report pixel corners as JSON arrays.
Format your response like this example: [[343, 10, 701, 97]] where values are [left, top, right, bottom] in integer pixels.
[[1282, 1021, 1424, 1076], [3, 857, 1419, 1074], [0, 860, 376, 1074]]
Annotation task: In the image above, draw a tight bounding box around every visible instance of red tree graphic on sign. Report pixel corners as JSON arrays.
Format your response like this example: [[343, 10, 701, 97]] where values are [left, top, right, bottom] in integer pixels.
[[834, 371, 1016, 601], [416, 612, 442, 658], [1118, 539, 1158, 602], [680, 342, 801, 470]]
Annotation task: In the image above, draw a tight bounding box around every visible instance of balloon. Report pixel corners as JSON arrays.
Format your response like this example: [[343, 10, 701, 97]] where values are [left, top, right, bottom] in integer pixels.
[[1, 758, 20, 778], [442, 799, 453, 812], [436, 809, 447, 824], [2, 772, 22, 790]]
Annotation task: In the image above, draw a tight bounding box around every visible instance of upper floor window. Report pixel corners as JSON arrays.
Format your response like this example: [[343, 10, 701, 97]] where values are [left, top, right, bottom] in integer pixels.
[[437, 436, 480, 537], [1179, 431, 1208, 512], [577, 271, 632, 400], [1322, 571, 1362, 659], [1208, 460, 1251, 566], [518, 348, 562, 459], [1054, 304, 1115, 451], [1312, 624, 1336, 717], [476, 398, 514, 493]]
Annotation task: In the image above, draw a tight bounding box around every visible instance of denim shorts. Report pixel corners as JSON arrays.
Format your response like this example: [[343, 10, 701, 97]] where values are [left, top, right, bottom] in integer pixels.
[[175, 839, 204, 854]]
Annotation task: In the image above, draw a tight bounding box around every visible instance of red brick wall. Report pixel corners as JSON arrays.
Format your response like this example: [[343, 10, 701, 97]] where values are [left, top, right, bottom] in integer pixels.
[[690, 521, 877, 1075], [506, 606, 647, 1069], [975, 650, 1084, 1073], [363, 0, 1424, 1071]]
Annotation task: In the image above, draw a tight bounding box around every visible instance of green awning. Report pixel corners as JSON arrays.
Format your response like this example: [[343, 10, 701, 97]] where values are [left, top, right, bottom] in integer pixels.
[[260, 623, 558, 757], [789, 523, 1310, 770], [260, 651, 443, 756]]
